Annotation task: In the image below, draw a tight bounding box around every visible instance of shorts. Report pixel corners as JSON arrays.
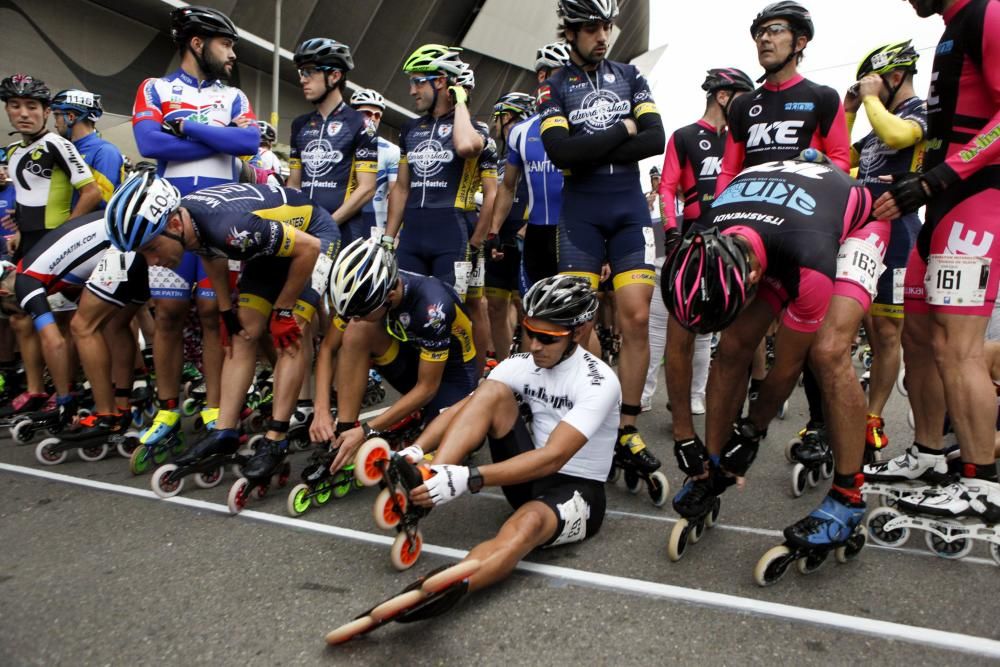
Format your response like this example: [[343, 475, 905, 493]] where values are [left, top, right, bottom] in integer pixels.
[[905, 187, 1000, 317], [238, 239, 339, 322], [149, 251, 216, 300], [373, 339, 477, 418], [485, 235, 521, 298], [463, 211, 484, 300], [14, 230, 47, 261], [396, 207, 469, 291], [557, 172, 655, 289], [85, 252, 151, 308], [488, 414, 606, 547], [338, 211, 369, 248], [872, 213, 921, 318], [521, 224, 559, 290]]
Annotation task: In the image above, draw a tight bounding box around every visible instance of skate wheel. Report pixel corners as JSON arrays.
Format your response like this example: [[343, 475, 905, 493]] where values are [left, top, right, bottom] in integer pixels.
[[688, 519, 705, 544], [330, 471, 352, 500], [606, 465, 621, 484], [371, 589, 426, 622], [820, 457, 834, 480], [924, 522, 972, 559], [784, 438, 802, 463], [247, 434, 265, 451], [777, 400, 788, 420], [705, 498, 722, 528], [806, 467, 819, 488], [790, 463, 808, 498], [12, 420, 34, 444], [228, 477, 249, 514], [374, 487, 406, 530], [648, 471, 669, 507], [795, 550, 828, 575], [130, 445, 153, 476], [989, 542, 1000, 567], [907, 408, 915, 430], [181, 398, 200, 417], [287, 483, 312, 517], [866, 507, 909, 548], [325, 615, 377, 645], [194, 466, 224, 489], [624, 469, 640, 494], [256, 484, 268, 499], [390, 530, 423, 571], [191, 416, 205, 434], [354, 438, 391, 487], [835, 525, 867, 563], [667, 519, 691, 562], [151, 464, 184, 498], [422, 559, 481, 594], [289, 432, 311, 452], [34, 438, 67, 466], [753, 545, 793, 587], [78, 442, 109, 462], [116, 431, 140, 458], [896, 372, 908, 397]]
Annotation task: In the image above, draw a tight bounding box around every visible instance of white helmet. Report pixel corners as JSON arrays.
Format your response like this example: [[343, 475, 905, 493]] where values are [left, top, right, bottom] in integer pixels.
[[329, 237, 399, 319], [349, 88, 386, 110], [535, 41, 572, 71], [455, 62, 476, 90]]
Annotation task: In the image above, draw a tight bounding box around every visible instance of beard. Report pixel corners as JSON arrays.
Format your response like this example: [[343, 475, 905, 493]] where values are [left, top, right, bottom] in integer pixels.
[[200, 45, 232, 82]]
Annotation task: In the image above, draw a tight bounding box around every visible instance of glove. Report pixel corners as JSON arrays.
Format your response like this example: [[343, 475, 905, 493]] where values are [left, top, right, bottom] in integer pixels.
[[161, 118, 184, 137], [663, 226, 682, 263], [397, 444, 424, 463], [674, 435, 709, 477], [219, 309, 242, 348], [484, 233, 502, 261], [269, 308, 302, 349], [424, 464, 470, 506], [888, 168, 954, 215], [378, 233, 396, 251], [719, 418, 762, 477], [449, 85, 468, 106]]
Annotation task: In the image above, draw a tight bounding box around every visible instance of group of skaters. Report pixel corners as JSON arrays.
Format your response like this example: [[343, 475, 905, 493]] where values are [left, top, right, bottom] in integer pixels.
[[1, 0, 998, 642]]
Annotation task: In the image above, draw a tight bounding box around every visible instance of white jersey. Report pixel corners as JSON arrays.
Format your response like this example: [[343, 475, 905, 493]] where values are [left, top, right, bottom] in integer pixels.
[[363, 136, 400, 230], [487, 346, 620, 482]]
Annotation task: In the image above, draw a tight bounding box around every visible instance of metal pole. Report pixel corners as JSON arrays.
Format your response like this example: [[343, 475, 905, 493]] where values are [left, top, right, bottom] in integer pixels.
[[270, 0, 282, 129]]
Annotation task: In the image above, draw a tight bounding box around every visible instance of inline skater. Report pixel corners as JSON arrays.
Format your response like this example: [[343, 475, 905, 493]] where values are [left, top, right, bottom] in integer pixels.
[[131, 4, 259, 455], [288, 38, 377, 246], [537, 0, 665, 472], [50, 89, 124, 206], [105, 174, 338, 502], [382, 45, 487, 291], [650, 67, 753, 441], [325, 275, 619, 643], [0, 73, 100, 420], [348, 89, 400, 233], [248, 120, 283, 185], [318, 238, 477, 470], [485, 92, 535, 361], [663, 155, 889, 575], [870, 0, 1000, 532], [843, 41, 926, 459]]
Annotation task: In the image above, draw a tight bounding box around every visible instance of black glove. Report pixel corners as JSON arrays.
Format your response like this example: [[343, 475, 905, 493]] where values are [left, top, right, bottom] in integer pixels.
[[161, 118, 185, 137], [485, 233, 502, 261], [719, 418, 762, 477], [663, 226, 682, 262], [888, 168, 955, 215]]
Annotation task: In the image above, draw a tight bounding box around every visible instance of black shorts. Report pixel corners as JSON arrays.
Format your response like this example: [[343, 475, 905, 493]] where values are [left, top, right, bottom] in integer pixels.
[[487, 414, 606, 547], [521, 225, 558, 288], [85, 252, 150, 308]]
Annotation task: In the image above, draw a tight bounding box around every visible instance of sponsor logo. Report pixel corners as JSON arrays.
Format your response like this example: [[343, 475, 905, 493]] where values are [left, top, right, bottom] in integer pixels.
[[301, 139, 344, 177], [135, 110, 153, 119], [714, 178, 816, 216], [712, 210, 785, 225], [226, 227, 253, 251], [603, 73, 615, 83], [326, 121, 343, 137], [425, 302, 446, 331], [784, 102, 815, 112], [748, 104, 763, 117], [959, 122, 1000, 163], [699, 156, 722, 177], [937, 40, 953, 55], [520, 383, 574, 410], [437, 124, 453, 138], [398, 312, 410, 328], [568, 90, 630, 131], [746, 120, 805, 148], [408, 140, 454, 178], [698, 139, 712, 151]]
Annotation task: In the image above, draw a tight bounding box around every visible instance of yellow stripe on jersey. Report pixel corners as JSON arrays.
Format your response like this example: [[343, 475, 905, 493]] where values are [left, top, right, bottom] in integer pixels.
[[451, 306, 476, 362], [332, 314, 349, 332], [288, 158, 302, 169], [355, 160, 378, 173], [634, 102, 658, 118], [540, 116, 569, 133], [276, 224, 297, 257], [92, 169, 116, 203], [253, 204, 312, 231], [455, 157, 481, 210], [420, 348, 450, 362], [373, 338, 401, 366]]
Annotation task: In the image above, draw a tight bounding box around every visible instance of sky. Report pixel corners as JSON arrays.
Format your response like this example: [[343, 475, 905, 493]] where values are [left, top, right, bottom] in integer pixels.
[[635, 0, 947, 189]]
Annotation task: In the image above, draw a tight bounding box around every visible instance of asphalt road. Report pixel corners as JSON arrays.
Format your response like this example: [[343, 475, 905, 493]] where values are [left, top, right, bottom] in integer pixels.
[[1, 361, 999, 666]]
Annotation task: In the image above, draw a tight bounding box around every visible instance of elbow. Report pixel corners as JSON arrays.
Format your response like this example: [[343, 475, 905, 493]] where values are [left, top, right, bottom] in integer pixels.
[[455, 142, 482, 160]]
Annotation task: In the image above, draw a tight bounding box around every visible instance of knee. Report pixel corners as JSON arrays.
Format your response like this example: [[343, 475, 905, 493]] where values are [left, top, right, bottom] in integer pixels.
[[342, 320, 378, 351], [69, 314, 98, 339], [155, 304, 186, 331], [871, 318, 901, 351], [618, 305, 649, 336], [810, 334, 851, 372]]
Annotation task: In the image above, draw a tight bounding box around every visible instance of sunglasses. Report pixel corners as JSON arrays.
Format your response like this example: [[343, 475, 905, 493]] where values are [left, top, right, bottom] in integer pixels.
[[297, 66, 333, 80], [359, 109, 382, 120], [754, 23, 792, 40], [521, 318, 571, 345], [408, 75, 441, 87]]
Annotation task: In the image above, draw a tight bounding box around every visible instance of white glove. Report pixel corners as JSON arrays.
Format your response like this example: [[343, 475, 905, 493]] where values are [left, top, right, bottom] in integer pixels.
[[397, 444, 424, 463], [424, 464, 470, 506]]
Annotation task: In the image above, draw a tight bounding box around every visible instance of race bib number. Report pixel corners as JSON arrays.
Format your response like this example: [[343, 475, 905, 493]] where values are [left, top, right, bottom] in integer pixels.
[[642, 226, 655, 265], [92, 249, 128, 284], [310, 253, 334, 294], [469, 252, 485, 289], [453, 260, 472, 298], [228, 260, 242, 273], [924, 254, 990, 307], [892, 268, 906, 305], [836, 237, 884, 298]]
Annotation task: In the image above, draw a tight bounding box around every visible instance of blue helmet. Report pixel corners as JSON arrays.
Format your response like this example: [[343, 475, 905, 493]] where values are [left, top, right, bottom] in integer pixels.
[[51, 89, 103, 122], [105, 171, 181, 252]]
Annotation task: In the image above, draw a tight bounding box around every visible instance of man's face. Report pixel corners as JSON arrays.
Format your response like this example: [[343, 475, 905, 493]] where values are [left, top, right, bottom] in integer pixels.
[[523, 317, 574, 368], [355, 104, 383, 129], [139, 214, 186, 268], [5, 98, 48, 137], [197, 36, 237, 81], [53, 110, 75, 138], [569, 22, 613, 64], [409, 74, 444, 113], [754, 20, 799, 69], [650, 175, 661, 191], [298, 65, 340, 103]]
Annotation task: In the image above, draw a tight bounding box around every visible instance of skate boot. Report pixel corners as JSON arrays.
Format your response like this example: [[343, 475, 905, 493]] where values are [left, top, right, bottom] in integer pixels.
[[286, 443, 361, 517], [667, 464, 735, 561], [754, 485, 867, 586], [868, 469, 1000, 563], [129, 408, 185, 475], [10, 394, 78, 443], [226, 436, 291, 514], [287, 401, 315, 452], [379, 410, 425, 450], [862, 443, 952, 506], [35, 411, 132, 465], [354, 438, 434, 570], [786, 426, 834, 497], [864, 413, 889, 464], [2, 392, 51, 432], [150, 428, 250, 499], [129, 376, 157, 429], [197, 407, 220, 432], [362, 369, 387, 407], [608, 426, 668, 507], [325, 559, 480, 645]]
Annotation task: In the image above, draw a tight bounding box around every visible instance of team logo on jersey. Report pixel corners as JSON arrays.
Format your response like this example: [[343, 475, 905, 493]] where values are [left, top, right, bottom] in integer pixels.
[[408, 140, 453, 178], [748, 104, 763, 117], [699, 156, 722, 177], [226, 227, 253, 251], [568, 90, 630, 132], [714, 178, 816, 216], [858, 142, 890, 181], [603, 73, 616, 84], [746, 120, 805, 148], [784, 102, 815, 112], [698, 139, 712, 151], [437, 124, 453, 139], [425, 302, 446, 331], [301, 139, 344, 177], [327, 121, 343, 137], [398, 312, 411, 328]]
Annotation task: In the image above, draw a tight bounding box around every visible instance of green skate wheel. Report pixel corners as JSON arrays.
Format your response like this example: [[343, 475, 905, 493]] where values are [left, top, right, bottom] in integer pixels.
[[130, 446, 153, 475], [287, 483, 311, 517], [327, 474, 347, 501], [181, 398, 200, 417]]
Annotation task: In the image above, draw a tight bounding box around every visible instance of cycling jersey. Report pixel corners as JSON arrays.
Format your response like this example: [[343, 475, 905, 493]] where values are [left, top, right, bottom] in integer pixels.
[[703, 159, 889, 332], [461, 124, 498, 212], [507, 114, 562, 227], [398, 110, 490, 209], [497, 160, 529, 237], [288, 102, 378, 226], [6, 132, 94, 234], [132, 68, 259, 194], [718, 75, 850, 194], [73, 132, 123, 207], [487, 346, 620, 482], [0, 183, 14, 251], [659, 119, 726, 232], [361, 136, 400, 230]]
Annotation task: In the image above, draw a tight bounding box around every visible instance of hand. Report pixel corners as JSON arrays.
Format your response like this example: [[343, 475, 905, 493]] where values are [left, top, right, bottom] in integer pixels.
[[874, 171, 945, 219], [233, 115, 253, 129], [397, 443, 424, 463], [599, 263, 611, 283], [623, 117, 638, 136], [161, 118, 184, 137], [218, 309, 248, 359], [449, 85, 469, 106], [7, 229, 19, 256], [856, 73, 885, 101], [485, 233, 503, 262], [843, 84, 861, 113], [330, 425, 365, 473], [663, 226, 682, 263], [0, 212, 16, 232], [269, 308, 302, 355], [310, 409, 335, 444], [413, 464, 470, 508]]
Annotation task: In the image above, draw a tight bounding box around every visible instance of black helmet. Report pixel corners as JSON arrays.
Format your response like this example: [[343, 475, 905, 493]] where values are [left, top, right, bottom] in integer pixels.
[[702, 68, 755, 94], [750, 1, 814, 41], [171, 5, 239, 45], [256, 120, 277, 144], [0, 74, 51, 104], [558, 0, 619, 24], [493, 92, 536, 121], [294, 38, 354, 71], [911, 0, 947, 17], [523, 275, 598, 328]]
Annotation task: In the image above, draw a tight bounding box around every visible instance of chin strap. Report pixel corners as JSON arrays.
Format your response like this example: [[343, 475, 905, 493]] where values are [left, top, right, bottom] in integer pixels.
[[756, 45, 802, 84]]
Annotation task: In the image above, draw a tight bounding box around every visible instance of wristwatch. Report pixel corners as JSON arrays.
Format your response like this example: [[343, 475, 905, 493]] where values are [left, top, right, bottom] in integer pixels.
[[467, 465, 484, 494]]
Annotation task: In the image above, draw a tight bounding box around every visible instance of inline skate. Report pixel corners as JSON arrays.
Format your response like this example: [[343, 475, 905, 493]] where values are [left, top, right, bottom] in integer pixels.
[[607, 427, 668, 506], [150, 429, 252, 498], [226, 436, 292, 514], [127, 409, 186, 475], [864, 413, 889, 464], [1, 392, 50, 432], [34, 411, 132, 465], [785, 425, 834, 497], [667, 465, 733, 561], [9, 394, 79, 443], [129, 376, 157, 429], [362, 369, 387, 407], [861, 443, 953, 507]]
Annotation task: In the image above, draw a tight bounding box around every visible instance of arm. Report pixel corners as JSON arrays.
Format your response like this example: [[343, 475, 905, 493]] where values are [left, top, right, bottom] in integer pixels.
[[603, 107, 666, 164], [490, 162, 520, 236], [539, 117, 631, 170], [470, 174, 497, 247], [451, 102, 485, 159], [862, 96, 924, 151], [133, 119, 218, 161], [332, 170, 376, 224], [367, 357, 446, 431], [479, 421, 588, 486], [310, 322, 344, 443], [182, 121, 260, 157], [659, 132, 683, 231], [285, 166, 301, 189], [384, 160, 410, 239], [272, 227, 320, 311], [199, 256, 235, 311], [716, 131, 745, 196], [68, 183, 101, 219], [817, 93, 851, 172]]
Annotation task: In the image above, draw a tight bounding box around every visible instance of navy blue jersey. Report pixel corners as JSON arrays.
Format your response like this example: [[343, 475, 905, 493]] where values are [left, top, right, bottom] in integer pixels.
[[498, 159, 529, 236], [399, 111, 490, 210], [388, 271, 476, 365], [854, 96, 928, 197]]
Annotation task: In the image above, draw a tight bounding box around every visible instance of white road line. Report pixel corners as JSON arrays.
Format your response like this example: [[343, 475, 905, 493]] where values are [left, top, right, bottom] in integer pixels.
[[3, 462, 1000, 659]]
